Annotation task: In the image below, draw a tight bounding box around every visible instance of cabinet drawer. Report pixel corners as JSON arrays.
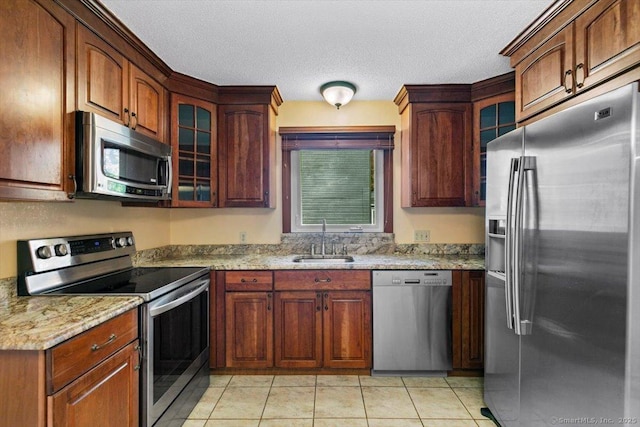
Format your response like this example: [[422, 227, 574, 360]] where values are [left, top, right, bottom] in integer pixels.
[[225, 271, 273, 291], [274, 270, 371, 291], [47, 309, 138, 393]]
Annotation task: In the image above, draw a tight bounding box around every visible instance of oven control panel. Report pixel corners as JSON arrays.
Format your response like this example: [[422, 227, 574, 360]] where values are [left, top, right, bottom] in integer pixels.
[[18, 231, 136, 274]]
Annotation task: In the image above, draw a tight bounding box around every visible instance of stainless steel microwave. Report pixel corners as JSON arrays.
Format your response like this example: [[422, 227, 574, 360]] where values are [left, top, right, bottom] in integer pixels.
[[74, 111, 172, 201]]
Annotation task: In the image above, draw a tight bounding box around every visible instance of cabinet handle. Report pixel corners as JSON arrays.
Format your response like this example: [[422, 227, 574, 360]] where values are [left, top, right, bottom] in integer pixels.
[[67, 174, 77, 199], [240, 278, 258, 283], [563, 69, 573, 93], [267, 293, 272, 311], [124, 108, 131, 126], [264, 191, 269, 207], [316, 292, 322, 311], [314, 277, 332, 283], [131, 111, 138, 130], [212, 191, 217, 207], [575, 63, 585, 89], [323, 293, 329, 311], [91, 333, 117, 351], [134, 343, 142, 371]]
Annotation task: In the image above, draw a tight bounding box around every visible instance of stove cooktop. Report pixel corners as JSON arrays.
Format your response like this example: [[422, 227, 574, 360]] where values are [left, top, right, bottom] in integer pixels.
[[45, 266, 209, 301]]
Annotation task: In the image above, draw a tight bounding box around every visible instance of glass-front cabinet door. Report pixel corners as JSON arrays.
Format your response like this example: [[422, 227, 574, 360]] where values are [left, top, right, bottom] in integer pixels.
[[170, 94, 217, 207], [473, 93, 515, 206]]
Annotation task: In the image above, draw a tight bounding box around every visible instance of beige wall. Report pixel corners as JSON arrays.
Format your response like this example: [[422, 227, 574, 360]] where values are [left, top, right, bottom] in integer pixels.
[[170, 100, 485, 245], [0, 200, 170, 278], [0, 100, 485, 279]]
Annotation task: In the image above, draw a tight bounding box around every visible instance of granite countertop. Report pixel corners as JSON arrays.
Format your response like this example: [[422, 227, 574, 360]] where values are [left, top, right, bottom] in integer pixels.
[[136, 253, 485, 271], [0, 278, 142, 351]]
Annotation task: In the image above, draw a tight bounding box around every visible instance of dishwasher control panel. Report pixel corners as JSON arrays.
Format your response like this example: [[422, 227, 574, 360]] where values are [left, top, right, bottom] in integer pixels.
[[372, 270, 452, 286]]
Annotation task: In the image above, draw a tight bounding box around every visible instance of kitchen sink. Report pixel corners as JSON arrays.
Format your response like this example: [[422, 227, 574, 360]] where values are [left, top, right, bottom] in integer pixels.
[[292, 255, 355, 263]]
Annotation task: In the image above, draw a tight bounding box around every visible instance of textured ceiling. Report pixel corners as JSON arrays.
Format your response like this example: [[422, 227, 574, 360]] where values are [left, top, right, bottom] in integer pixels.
[[99, 0, 553, 102]]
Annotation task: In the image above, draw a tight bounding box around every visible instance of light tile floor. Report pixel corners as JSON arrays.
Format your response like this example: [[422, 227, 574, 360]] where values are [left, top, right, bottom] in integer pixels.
[[184, 375, 496, 427]]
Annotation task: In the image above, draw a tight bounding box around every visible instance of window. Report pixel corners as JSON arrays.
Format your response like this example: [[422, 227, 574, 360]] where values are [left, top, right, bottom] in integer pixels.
[[280, 127, 395, 233]]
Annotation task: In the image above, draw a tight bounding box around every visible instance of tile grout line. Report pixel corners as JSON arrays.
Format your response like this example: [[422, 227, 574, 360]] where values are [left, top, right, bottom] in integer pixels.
[[402, 377, 426, 427]]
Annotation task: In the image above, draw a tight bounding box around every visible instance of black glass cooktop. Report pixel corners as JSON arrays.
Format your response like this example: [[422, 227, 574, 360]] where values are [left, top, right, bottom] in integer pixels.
[[46, 266, 209, 301]]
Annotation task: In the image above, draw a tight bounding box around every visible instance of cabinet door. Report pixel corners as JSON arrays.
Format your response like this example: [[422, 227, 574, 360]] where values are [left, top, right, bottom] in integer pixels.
[[49, 341, 139, 427], [225, 292, 273, 368], [322, 291, 372, 369], [129, 64, 166, 141], [218, 104, 273, 207], [0, 0, 75, 201], [274, 291, 323, 368], [472, 94, 516, 206], [404, 103, 472, 207], [461, 271, 484, 369], [171, 94, 217, 206], [515, 25, 574, 121], [574, 0, 640, 92], [76, 25, 129, 125]]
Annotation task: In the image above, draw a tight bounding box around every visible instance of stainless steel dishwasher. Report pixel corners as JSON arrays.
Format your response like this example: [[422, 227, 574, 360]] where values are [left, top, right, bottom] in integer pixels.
[[372, 270, 452, 375]]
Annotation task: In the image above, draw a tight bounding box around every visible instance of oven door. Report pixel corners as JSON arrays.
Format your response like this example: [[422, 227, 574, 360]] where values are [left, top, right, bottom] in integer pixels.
[[141, 275, 209, 427]]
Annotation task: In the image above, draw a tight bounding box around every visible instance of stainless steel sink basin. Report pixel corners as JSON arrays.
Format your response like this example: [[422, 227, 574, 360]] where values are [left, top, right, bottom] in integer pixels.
[[292, 255, 355, 263]]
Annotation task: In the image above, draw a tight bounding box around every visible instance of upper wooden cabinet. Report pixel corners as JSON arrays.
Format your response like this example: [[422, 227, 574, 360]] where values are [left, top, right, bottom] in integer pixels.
[[217, 87, 282, 208], [395, 86, 472, 207], [77, 25, 167, 142], [170, 94, 217, 207], [0, 0, 75, 201], [503, 0, 640, 123]]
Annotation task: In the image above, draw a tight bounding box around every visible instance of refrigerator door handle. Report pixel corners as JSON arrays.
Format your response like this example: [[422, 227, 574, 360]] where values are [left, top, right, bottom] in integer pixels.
[[514, 155, 536, 336], [505, 157, 519, 330]]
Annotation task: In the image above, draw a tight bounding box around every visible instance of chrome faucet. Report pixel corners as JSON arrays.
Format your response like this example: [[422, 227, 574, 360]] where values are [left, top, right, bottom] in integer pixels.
[[321, 218, 327, 255]]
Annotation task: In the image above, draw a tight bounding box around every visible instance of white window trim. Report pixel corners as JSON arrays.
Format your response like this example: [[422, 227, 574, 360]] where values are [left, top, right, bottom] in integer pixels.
[[290, 150, 384, 233]]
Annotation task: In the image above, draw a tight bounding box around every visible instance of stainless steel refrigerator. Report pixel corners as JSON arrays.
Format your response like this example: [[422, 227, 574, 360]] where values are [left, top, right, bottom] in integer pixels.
[[484, 82, 640, 426]]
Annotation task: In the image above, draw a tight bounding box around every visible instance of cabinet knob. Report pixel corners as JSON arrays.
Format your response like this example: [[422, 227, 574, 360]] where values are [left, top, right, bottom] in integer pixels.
[[124, 108, 131, 126]]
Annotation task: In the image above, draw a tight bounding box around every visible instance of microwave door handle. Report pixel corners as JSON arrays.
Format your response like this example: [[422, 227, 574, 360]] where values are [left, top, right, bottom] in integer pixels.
[[167, 156, 173, 195]]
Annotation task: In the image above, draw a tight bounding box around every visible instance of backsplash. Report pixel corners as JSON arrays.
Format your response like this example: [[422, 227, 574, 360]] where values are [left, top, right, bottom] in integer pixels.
[[134, 233, 484, 264]]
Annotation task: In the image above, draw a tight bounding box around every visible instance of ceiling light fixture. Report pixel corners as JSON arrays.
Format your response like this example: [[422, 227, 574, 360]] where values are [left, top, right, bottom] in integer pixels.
[[320, 81, 356, 109]]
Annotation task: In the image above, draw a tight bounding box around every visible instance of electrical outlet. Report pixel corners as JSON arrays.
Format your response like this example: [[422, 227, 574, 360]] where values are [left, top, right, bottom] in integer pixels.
[[414, 230, 430, 242], [239, 232, 247, 244]]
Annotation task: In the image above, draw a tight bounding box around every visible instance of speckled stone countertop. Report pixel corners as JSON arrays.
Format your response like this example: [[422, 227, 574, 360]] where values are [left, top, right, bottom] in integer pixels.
[[0, 278, 142, 351], [136, 253, 485, 271]]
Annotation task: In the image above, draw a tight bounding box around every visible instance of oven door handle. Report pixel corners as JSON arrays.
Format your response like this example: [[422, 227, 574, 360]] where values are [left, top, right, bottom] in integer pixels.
[[148, 280, 209, 317]]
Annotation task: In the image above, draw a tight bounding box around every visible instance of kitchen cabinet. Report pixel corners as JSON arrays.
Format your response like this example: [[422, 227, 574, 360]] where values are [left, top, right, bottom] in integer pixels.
[[452, 270, 485, 370], [220, 270, 371, 370], [0, 0, 75, 201], [77, 25, 167, 142], [274, 270, 372, 369], [274, 291, 323, 368], [0, 309, 139, 427], [394, 88, 472, 207], [217, 87, 282, 207], [504, 0, 640, 123], [223, 271, 274, 368], [170, 94, 218, 206], [472, 94, 516, 206]]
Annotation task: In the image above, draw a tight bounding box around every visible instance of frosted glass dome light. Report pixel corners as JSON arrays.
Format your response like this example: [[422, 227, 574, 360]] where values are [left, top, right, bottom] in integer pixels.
[[320, 81, 356, 109]]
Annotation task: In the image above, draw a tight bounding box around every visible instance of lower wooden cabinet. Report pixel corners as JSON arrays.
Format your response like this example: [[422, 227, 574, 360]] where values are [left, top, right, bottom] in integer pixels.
[[0, 309, 139, 427], [452, 270, 485, 370], [221, 270, 372, 370], [49, 341, 140, 427], [225, 291, 274, 368], [274, 290, 372, 369]]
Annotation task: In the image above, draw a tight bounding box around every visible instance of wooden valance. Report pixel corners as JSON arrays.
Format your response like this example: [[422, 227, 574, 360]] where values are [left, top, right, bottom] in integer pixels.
[[279, 126, 395, 151]]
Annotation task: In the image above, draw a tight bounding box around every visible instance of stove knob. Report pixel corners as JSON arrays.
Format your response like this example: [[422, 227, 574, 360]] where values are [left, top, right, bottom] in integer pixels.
[[54, 244, 68, 257], [116, 237, 128, 248], [126, 236, 134, 246], [36, 246, 53, 259]]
